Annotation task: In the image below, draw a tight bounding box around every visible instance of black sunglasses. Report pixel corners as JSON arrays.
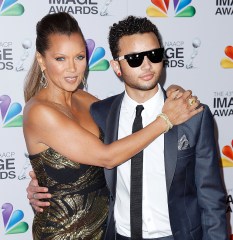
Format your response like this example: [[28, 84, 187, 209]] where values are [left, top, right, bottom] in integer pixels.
[[114, 48, 164, 68]]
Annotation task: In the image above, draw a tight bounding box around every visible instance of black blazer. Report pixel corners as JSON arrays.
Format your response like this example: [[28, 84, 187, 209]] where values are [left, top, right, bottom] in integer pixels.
[[90, 90, 228, 240]]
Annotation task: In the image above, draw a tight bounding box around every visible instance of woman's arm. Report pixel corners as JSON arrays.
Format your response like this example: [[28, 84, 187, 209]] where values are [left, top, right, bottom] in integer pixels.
[[23, 90, 202, 169]]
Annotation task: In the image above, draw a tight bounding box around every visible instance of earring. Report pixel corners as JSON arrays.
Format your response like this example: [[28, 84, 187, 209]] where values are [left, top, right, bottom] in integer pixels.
[[117, 72, 121, 77], [40, 71, 48, 88], [82, 77, 88, 91]]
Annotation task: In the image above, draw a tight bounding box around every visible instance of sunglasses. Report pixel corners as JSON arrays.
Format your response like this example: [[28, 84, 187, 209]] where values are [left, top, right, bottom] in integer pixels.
[[114, 47, 164, 68]]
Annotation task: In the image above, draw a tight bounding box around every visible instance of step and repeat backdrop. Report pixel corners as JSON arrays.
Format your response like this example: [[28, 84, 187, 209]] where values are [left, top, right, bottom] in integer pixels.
[[0, 0, 232, 239]]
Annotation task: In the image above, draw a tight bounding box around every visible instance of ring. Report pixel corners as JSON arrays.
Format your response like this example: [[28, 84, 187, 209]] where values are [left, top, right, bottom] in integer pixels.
[[188, 98, 196, 106], [33, 193, 37, 199]]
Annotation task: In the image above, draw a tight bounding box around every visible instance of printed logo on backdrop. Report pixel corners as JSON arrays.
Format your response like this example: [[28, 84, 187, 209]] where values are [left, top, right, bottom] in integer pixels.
[[215, 0, 233, 15], [213, 90, 233, 117], [0, 0, 24, 16], [221, 140, 233, 167], [146, 0, 196, 17], [18, 153, 31, 180], [0, 152, 31, 180], [163, 40, 185, 68], [220, 45, 233, 68], [226, 190, 233, 240], [226, 189, 233, 213], [1, 203, 28, 234], [0, 42, 13, 70], [213, 90, 233, 168], [86, 39, 109, 71], [0, 95, 23, 128], [99, 0, 113, 16], [0, 152, 16, 179], [48, 0, 98, 15], [186, 38, 201, 69], [15, 39, 32, 72], [163, 38, 201, 69]]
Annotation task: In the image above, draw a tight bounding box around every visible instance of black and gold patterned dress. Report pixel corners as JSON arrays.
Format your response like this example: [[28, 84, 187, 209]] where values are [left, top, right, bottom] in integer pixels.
[[29, 133, 109, 240]]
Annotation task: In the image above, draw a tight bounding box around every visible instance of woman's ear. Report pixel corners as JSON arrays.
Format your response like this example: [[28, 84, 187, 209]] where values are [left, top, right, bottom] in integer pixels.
[[36, 52, 46, 72], [110, 60, 121, 77]]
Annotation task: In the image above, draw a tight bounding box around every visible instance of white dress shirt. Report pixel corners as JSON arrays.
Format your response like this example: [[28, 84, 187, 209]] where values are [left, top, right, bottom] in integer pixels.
[[114, 84, 172, 238]]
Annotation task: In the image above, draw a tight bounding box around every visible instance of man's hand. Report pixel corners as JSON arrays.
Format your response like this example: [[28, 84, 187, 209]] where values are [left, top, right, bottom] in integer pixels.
[[27, 171, 51, 212]]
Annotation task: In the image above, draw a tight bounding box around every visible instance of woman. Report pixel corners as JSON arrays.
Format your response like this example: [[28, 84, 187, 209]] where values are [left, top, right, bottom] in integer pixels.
[[23, 12, 202, 239]]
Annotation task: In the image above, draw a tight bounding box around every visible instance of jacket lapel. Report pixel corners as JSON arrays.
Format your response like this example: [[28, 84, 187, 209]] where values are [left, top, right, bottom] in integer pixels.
[[161, 87, 178, 193], [164, 126, 178, 193], [104, 92, 124, 198], [103, 88, 178, 195]]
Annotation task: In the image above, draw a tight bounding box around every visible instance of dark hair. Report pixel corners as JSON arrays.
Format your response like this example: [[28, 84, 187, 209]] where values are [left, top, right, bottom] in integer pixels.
[[108, 15, 163, 59], [24, 12, 85, 102], [36, 12, 85, 56]]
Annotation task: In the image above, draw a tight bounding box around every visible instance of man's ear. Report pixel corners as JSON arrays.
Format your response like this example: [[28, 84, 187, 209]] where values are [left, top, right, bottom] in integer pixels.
[[110, 60, 121, 77], [36, 52, 46, 72]]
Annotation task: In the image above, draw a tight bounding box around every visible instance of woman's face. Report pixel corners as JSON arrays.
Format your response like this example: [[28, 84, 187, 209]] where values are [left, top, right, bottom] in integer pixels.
[[38, 33, 87, 93]]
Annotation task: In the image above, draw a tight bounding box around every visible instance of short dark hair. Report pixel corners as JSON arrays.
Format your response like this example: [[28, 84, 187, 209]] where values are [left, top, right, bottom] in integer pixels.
[[108, 15, 163, 59]]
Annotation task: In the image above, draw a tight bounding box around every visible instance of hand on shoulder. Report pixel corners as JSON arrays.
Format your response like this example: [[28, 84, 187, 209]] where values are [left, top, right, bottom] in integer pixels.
[[162, 90, 203, 126]]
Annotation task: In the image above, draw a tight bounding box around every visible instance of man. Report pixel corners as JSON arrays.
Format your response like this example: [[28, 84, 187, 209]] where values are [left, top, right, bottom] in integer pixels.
[[27, 16, 227, 240]]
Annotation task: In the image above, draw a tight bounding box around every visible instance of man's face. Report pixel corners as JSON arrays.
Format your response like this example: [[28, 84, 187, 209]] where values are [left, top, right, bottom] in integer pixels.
[[113, 32, 163, 101]]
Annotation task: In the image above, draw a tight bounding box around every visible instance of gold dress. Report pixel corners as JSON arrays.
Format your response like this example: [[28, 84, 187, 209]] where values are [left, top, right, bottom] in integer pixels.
[[29, 134, 109, 240]]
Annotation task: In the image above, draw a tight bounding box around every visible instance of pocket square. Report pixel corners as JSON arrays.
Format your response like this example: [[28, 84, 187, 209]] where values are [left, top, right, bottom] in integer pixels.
[[178, 134, 190, 150]]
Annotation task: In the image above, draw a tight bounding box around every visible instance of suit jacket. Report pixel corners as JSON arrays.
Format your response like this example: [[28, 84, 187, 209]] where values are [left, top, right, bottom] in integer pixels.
[[90, 90, 228, 240]]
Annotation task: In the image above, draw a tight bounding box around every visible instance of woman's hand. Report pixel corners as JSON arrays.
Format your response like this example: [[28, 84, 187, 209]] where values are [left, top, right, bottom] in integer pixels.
[[166, 84, 186, 98], [162, 90, 203, 126]]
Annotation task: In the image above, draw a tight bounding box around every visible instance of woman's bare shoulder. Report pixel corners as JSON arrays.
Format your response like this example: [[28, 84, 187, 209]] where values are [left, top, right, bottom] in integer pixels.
[[73, 90, 99, 110], [23, 98, 61, 125], [24, 98, 49, 114], [74, 90, 99, 103]]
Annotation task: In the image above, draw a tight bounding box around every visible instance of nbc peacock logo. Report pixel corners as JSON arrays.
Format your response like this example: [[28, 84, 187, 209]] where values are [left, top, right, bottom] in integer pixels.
[[220, 45, 233, 69], [146, 0, 196, 17], [2, 203, 29, 235], [0, 0, 24, 16], [0, 95, 23, 128], [220, 140, 233, 167], [86, 39, 109, 71]]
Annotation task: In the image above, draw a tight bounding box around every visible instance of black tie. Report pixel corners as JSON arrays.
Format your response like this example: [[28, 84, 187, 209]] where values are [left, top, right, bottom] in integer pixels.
[[130, 105, 144, 240]]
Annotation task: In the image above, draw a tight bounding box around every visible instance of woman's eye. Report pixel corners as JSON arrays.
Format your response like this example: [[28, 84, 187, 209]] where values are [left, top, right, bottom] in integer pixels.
[[55, 57, 65, 61], [76, 55, 85, 60]]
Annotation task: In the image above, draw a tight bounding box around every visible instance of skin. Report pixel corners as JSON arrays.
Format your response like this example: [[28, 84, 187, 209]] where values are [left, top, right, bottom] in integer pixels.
[[36, 33, 100, 137], [27, 33, 172, 166], [111, 32, 162, 103], [25, 32, 203, 212]]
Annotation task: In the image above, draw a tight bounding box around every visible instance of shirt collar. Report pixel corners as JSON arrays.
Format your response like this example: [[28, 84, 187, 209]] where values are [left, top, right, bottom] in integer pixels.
[[122, 84, 164, 118]]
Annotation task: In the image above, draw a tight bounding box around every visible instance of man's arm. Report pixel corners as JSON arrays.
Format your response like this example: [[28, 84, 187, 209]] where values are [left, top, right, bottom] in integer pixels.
[[27, 171, 51, 212], [195, 105, 228, 239]]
